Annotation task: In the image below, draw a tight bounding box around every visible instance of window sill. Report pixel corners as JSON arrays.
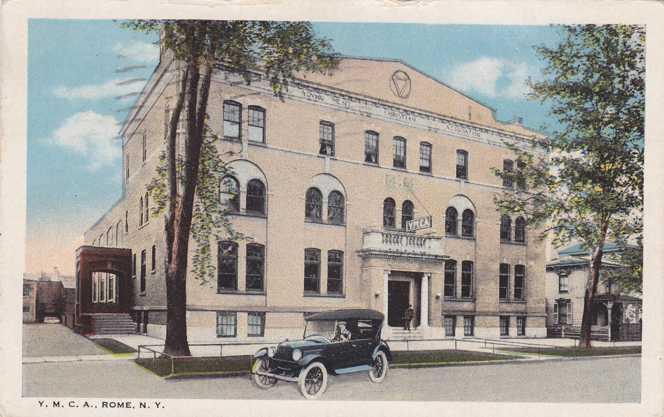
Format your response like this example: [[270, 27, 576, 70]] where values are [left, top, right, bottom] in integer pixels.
[[228, 211, 267, 219], [363, 161, 380, 167], [248, 140, 267, 147], [419, 169, 432, 175], [303, 292, 345, 298], [217, 290, 266, 295], [501, 240, 527, 246], [223, 136, 242, 143], [443, 297, 475, 302], [445, 234, 476, 241], [304, 219, 346, 227], [391, 166, 407, 172], [216, 335, 237, 338], [499, 299, 526, 304], [139, 292, 146, 297]]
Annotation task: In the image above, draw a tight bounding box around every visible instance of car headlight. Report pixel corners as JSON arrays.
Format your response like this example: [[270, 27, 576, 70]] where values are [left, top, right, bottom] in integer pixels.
[[292, 349, 302, 361], [267, 347, 275, 358]]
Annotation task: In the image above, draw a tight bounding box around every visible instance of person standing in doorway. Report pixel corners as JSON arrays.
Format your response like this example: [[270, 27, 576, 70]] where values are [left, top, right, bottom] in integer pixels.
[[403, 304, 415, 331]]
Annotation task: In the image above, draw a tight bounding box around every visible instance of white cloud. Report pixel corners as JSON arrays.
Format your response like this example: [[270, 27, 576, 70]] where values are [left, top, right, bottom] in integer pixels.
[[112, 41, 159, 63], [49, 111, 121, 171], [448, 57, 532, 99], [53, 78, 142, 101]]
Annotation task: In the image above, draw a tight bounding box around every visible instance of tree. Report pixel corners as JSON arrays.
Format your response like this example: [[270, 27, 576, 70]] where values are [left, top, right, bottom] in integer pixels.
[[493, 25, 644, 348], [122, 20, 338, 356]]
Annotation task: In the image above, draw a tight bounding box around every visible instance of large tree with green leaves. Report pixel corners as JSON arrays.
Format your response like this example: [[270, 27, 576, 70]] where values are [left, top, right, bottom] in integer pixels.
[[494, 25, 644, 348], [123, 20, 338, 355]]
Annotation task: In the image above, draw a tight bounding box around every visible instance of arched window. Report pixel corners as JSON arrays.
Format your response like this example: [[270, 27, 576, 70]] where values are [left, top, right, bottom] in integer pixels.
[[515, 217, 526, 243], [305, 188, 323, 222], [246, 179, 266, 214], [383, 198, 396, 228], [401, 200, 414, 230], [328, 191, 345, 225], [218, 241, 238, 291], [445, 207, 458, 236], [461, 209, 475, 238], [139, 197, 144, 226], [500, 215, 512, 241], [220, 176, 240, 212]]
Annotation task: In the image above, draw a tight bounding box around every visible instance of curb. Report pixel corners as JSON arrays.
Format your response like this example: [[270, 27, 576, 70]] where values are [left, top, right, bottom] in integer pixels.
[[390, 353, 642, 369]]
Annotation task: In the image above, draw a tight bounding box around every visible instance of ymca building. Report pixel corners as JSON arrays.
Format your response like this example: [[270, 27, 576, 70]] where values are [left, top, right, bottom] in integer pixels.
[[78, 49, 548, 342]]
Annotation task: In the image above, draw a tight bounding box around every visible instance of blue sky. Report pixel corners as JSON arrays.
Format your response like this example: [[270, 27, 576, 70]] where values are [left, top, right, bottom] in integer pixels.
[[26, 20, 562, 275]]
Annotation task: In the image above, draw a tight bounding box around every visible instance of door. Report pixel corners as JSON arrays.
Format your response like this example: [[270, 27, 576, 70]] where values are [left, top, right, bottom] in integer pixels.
[[388, 281, 410, 327]]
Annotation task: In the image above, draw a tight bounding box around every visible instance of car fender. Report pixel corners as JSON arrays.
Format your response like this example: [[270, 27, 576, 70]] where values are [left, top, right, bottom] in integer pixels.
[[253, 347, 269, 358], [298, 354, 333, 374], [372, 342, 392, 362]]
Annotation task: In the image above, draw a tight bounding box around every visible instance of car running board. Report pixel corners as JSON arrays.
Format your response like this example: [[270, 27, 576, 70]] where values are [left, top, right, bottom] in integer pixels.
[[335, 365, 372, 374]]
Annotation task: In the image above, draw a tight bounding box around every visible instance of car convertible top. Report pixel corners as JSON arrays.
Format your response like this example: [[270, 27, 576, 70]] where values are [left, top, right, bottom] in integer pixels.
[[305, 308, 384, 322]]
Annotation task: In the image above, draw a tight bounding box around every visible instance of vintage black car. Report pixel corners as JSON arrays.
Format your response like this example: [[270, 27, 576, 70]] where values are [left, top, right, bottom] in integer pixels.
[[251, 308, 391, 399]]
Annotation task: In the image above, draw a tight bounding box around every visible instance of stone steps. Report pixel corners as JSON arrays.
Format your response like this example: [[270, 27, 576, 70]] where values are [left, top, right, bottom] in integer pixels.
[[90, 313, 137, 335]]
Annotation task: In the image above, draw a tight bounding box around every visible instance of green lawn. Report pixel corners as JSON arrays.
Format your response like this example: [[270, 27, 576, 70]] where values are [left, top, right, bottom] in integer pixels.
[[135, 350, 519, 378], [136, 355, 253, 378], [497, 346, 641, 357], [92, 338, 137, 354], [391, 349, 520, 367]]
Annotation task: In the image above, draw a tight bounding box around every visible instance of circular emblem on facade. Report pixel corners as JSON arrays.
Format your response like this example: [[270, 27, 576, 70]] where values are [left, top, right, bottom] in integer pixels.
[[390, 70, 411, 99]]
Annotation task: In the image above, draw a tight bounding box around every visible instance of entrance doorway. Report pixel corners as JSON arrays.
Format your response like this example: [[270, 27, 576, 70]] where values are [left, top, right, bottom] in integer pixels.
[[388, 281, 410, 327]]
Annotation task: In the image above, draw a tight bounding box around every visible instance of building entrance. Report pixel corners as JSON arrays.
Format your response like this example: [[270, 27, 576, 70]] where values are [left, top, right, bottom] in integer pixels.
[[388, 280, 410, 327]]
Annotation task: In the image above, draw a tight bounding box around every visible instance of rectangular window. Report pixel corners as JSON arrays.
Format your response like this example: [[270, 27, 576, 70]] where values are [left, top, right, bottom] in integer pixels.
[[419, 142, 432, 173], [444, 316, 456, 337], [516, 160, 527, 191], [444, 260, 456, 298], [393, 137, 406, 168], [223, 101, 241, 140], [218, 241, 238, 291], [516, 316, 526, 336], [304, 248, 321, 293], [23, 285, 31, 297], [92, 273, 98, 303], [108, 274, 115, 303], [499, 263, 510, 300], [503, 159, 514, 188], [319, 121, 335, 156], [559, 274, 569, 293], [140, 250, 146, 293], [248, 312, 265, 337], [125, 155, 130, 182], [456, 150, 468, 179], [364, 131, 379, 164], [23, 305, 30, 313], [142, 132, 147, 162], [99, 273, 106, 303], [132, 253, 136, 278], [500, 316, 510, 336], [151, 245, 156, 272], [461, 261, 473, 298], [514, 265, 525, 300], [248, 106, 266, 143], [246, 244, 265, 292], [327, 250, 344, 295], [556, 301, 571, 325], [463, 316, 474, 336], [216, 312, 237, 337]]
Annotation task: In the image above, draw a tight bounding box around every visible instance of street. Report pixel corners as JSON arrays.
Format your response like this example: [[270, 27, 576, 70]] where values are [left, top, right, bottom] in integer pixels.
[[23, 356, 640, 402]]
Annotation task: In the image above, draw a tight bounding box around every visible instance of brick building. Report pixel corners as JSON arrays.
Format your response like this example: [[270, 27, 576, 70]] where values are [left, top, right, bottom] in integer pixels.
[[82, 48, 548, 341]]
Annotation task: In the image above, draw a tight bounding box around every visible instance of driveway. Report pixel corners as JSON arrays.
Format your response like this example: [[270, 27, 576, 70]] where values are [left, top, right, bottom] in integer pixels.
[[22, 324, 107, 357]]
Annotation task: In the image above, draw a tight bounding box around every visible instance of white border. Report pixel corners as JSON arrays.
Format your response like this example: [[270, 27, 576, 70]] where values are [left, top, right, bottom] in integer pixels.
[[1, 1, 663, 417]]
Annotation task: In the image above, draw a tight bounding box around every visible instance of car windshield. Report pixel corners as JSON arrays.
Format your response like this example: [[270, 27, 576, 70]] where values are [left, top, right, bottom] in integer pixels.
[[304, 319, 376, 341]]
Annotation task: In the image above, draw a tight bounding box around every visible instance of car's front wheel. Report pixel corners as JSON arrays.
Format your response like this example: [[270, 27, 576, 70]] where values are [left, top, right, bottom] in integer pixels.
[[368, 350, 388, 383], [251, 357, 278, 389], [297, 361, 328, 399]]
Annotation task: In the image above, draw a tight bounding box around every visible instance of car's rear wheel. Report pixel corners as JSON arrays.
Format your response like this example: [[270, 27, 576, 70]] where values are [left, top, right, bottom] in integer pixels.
[[297, 361, 328, 399], [251, 357, 278, 389], [368, 350, 388, 383]]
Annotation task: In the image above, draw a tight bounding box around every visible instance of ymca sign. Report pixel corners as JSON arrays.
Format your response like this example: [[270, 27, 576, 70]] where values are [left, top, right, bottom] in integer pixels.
[[405, 215, 432, 233]]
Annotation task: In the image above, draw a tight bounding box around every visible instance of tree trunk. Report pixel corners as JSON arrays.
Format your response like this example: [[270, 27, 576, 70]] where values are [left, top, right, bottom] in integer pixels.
[[163, 58, 213, 356], [579, 234, 606, 348]]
